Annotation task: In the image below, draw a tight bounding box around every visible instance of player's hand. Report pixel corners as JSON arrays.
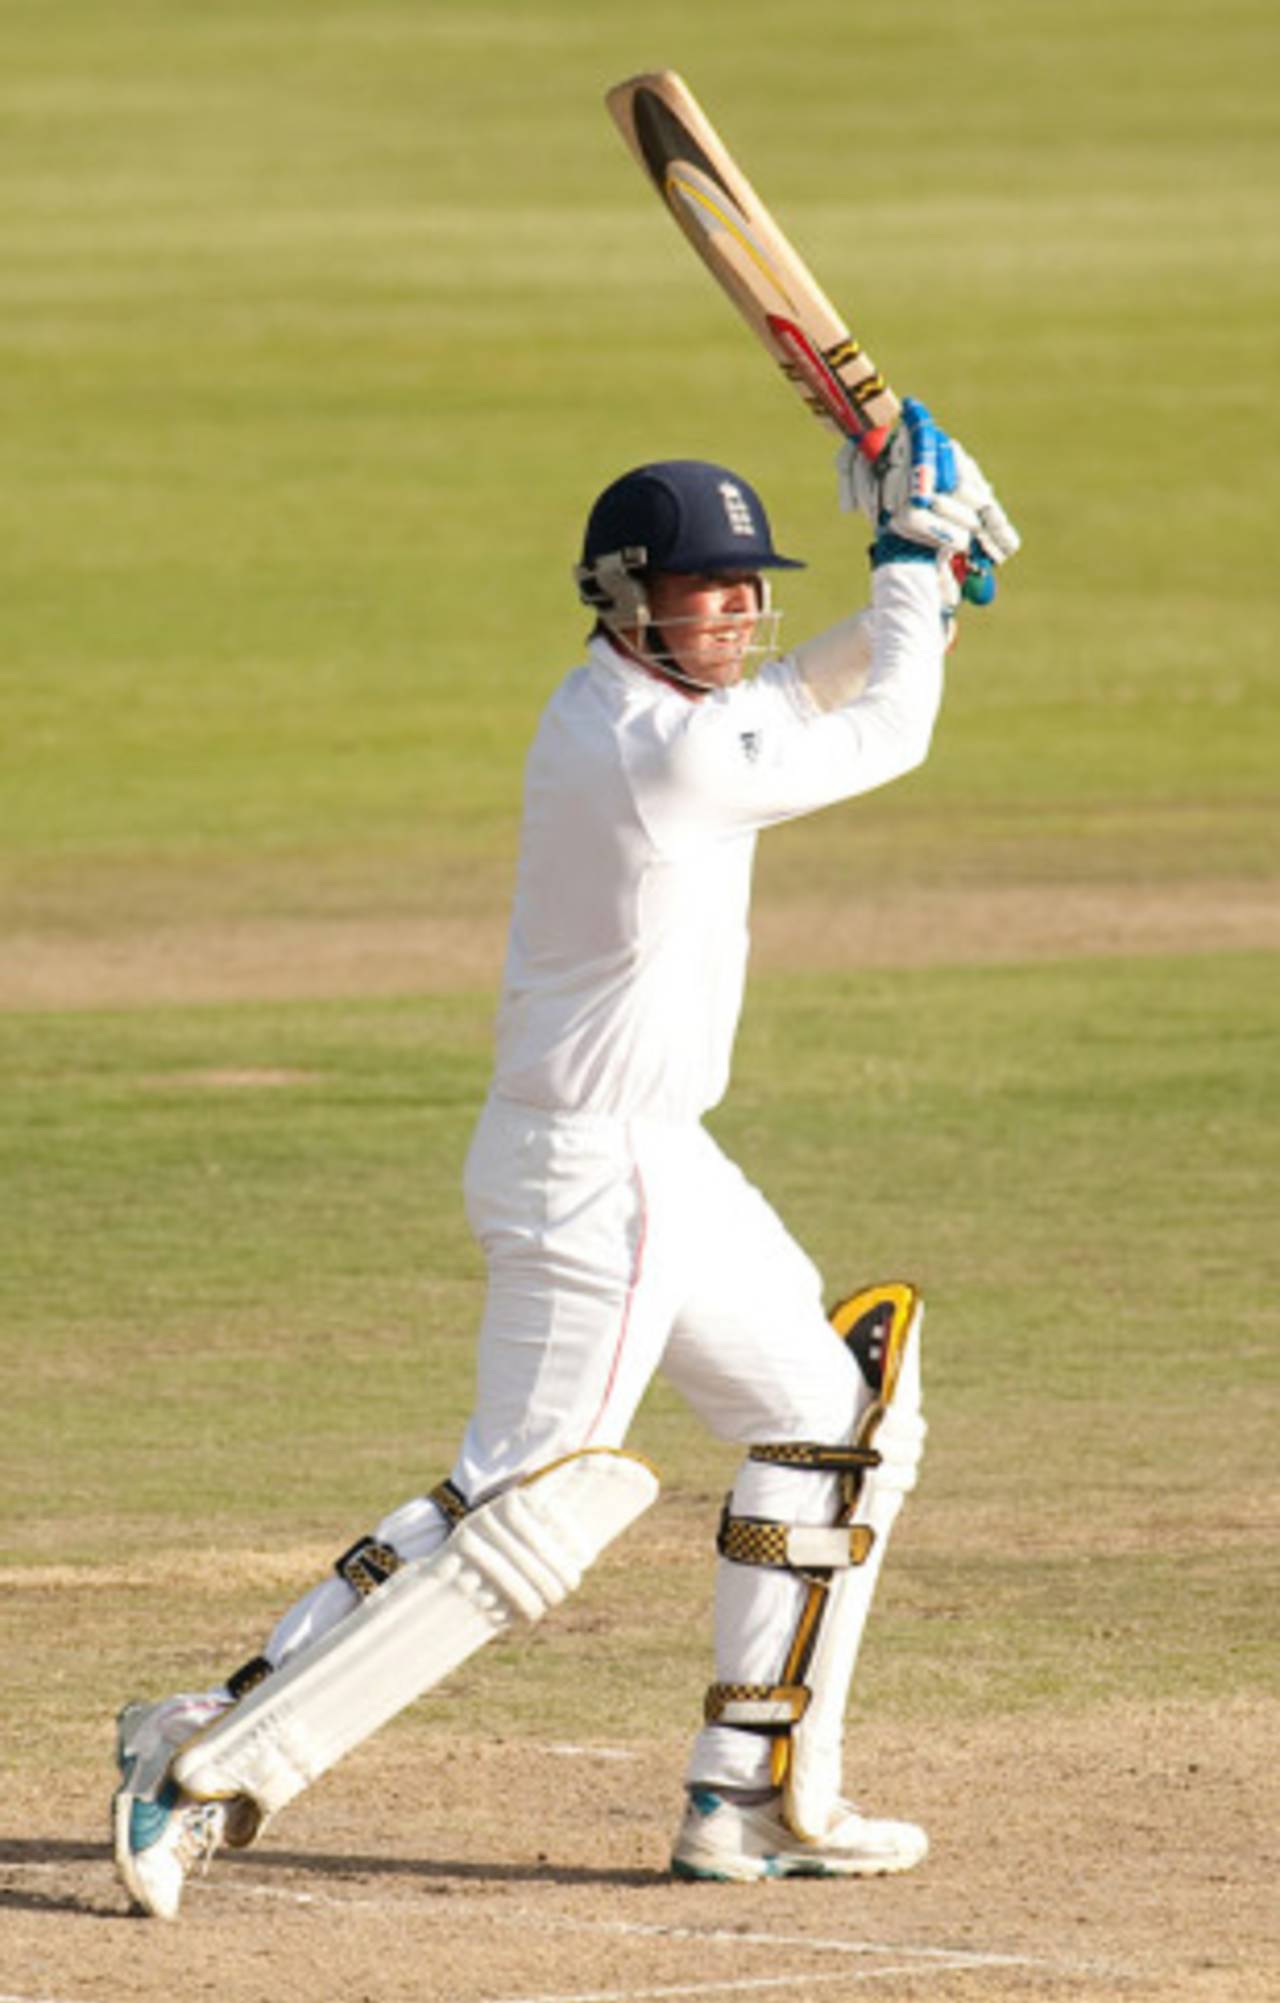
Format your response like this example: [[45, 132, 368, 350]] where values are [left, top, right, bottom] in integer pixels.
[[843, 398, 974, 557], [946, 438, 1020, 582], [837, 398, 1020, 603]]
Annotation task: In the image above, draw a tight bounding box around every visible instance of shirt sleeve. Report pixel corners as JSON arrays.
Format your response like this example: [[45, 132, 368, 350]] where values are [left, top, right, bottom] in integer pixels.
[[627, 561, 947, 848]]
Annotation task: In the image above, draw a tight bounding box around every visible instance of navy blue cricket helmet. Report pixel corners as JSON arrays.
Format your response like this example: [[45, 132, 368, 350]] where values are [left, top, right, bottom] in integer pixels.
[[573, 459, 803, 689], [579, 459, 805, 582]]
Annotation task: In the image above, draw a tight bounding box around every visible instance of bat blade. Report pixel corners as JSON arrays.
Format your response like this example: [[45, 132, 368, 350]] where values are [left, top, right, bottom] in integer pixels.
[[606, 70, 898, 458]]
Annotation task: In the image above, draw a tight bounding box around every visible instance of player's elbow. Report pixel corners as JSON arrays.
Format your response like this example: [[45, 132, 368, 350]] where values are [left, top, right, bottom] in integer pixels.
[[898, 709, 939, 776], [861, 687, 940, 783]]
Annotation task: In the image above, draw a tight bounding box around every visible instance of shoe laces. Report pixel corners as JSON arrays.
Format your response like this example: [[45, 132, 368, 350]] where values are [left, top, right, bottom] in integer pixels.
[[174, 1801, 225, 1878]]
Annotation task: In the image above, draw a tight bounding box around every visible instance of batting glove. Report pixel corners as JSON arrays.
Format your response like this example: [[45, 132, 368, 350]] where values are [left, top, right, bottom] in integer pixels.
[[838, 397, 1020, 604]]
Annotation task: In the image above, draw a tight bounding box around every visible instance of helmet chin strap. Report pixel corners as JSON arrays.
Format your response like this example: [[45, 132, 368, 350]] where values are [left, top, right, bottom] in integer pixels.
[[607, 577, 779, 695], [637, 622, 722, 694], [611, 616, 761, 694]]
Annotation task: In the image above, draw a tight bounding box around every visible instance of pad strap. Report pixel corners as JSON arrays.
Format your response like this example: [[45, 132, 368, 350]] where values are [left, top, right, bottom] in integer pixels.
[[334, 1475, 469, 1599], [226, 1654, 274, 1703], [705, 1681, 810, 1730], [335, 1536, 403, 1597], [223, 1482, 471, 1712], [747, 1442, 880, 1472], [747, 1439, 881, 1512], [428, 1478, 469, 1526], [717, 1512, 875, 1571]]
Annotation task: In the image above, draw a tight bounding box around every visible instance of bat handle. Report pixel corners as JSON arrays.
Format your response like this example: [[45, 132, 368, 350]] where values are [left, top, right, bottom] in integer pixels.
[[856, 423, 893, 464]]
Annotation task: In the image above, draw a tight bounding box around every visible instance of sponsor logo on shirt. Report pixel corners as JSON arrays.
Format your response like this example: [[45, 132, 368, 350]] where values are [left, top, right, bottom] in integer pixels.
[[739, 729, 762, 762]]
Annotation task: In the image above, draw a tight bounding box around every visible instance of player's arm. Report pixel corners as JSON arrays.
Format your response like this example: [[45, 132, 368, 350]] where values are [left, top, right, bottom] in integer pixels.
[[633, 403, 1018, 840], [778, 396, 1020, 713], [628, 561, 944, 843]]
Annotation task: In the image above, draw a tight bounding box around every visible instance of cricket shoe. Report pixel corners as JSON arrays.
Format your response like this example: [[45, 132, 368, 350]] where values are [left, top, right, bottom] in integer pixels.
[[671, 1787, 929, 1882], [113, 1696, 257, 1919]]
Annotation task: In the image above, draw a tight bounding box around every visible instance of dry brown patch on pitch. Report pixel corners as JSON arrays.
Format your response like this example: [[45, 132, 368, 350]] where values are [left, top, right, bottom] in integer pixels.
[[0, 912, 506, 1009], [752, 877, 1280, 971], [0, 1545, 334, 1597], [3, 877, 1276, 1009], [137, 1067, 323, 1089]]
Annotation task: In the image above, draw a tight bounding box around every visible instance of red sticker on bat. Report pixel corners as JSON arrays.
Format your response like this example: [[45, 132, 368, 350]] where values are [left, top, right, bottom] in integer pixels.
[[766, 315, 890, 459], [765, 316, 863, 429]]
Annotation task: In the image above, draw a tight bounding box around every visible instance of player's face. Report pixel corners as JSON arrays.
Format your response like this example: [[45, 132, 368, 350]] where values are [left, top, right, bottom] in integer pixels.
[[646, 570, 762, 688]]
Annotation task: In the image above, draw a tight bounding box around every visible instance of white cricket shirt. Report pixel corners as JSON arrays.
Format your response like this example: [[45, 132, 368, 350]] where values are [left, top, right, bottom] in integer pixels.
[[492, 562, 945, 1123]]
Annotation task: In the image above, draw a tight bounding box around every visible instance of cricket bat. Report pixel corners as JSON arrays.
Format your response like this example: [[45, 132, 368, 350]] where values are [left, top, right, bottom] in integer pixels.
[[605, 71, 899, 463]]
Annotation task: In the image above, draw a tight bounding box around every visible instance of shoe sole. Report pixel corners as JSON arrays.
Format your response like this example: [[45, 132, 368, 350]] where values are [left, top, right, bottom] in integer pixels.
[[113, 1705, 181, 1918], [672, 1851, 919, 1882], [112, 1785, 154, 1915], [113, 1710, 148, 1914]]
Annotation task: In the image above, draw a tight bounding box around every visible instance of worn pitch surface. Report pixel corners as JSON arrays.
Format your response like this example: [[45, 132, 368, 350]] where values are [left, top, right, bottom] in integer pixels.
[[2, 1702, 1277, 2002]]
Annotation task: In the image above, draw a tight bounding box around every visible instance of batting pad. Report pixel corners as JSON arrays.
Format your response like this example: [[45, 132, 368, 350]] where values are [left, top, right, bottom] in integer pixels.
[[785, 1292, 925, 1841], [173, 1448, 660, 1817]]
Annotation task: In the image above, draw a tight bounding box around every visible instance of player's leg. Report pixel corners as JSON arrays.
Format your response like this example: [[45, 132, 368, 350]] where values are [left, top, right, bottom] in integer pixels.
[[169, 1103, 684, 1817], [160, 1094, 668, 1703], [449, 1098, 691, 1496], [659, 1133, 927, 1880], [114, 1101, 681, 1918], [111, 1459, 481, 1917], [117, 1449, 659, 1919]]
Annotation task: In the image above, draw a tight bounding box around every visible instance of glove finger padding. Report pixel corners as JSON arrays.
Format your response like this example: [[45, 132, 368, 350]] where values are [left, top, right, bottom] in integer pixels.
[[951, 443, 1021, 563], [927, 489, 984, 540], [976, 497, 1020, 563], [886, 498, 970, 555]]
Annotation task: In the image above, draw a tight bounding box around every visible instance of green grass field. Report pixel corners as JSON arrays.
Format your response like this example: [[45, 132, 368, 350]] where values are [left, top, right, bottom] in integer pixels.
[[1, 2, 1277, 1989], [4, 954, 1275, 1752]]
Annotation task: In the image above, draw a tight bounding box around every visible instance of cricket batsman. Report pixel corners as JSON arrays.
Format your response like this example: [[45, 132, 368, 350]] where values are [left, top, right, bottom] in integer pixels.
[[112, 403, 1017, 1916]]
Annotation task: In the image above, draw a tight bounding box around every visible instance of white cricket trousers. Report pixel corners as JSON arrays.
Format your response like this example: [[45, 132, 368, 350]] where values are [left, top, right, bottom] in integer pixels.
[[262, 1095, 886, 1793], [456, 1095, 875, 1791]]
